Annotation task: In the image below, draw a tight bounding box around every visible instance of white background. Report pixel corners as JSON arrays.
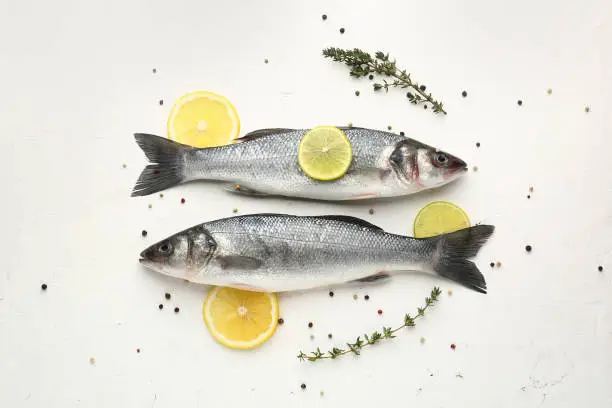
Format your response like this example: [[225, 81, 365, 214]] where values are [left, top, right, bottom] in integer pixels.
[[1, 0, 611, 407]]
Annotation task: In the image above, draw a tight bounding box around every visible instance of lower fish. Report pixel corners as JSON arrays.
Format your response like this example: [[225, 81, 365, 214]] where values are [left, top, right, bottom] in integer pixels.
[[130, 127, 467, 200], [139, 214, 494, 294]]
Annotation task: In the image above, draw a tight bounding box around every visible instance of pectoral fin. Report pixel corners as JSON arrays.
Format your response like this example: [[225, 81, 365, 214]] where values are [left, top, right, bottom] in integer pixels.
[[217, 255, 263, 270], [351, 271, 391, 283], [224, 184, 270, 197]]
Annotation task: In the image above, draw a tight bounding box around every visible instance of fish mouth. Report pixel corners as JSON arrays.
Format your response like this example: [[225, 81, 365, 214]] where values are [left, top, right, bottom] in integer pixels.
[[444, 164, 468, 179]]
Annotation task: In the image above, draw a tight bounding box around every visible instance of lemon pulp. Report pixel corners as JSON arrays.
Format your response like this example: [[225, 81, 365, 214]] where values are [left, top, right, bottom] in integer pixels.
[[202, 287, 279, 349], [413, 201, 471, 238], [167, 91, 240, 148], [298, 126, 353, 181]]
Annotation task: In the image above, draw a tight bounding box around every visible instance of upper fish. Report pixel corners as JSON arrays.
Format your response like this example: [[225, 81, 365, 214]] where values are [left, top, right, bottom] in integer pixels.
[[130, 127, 468, 200]]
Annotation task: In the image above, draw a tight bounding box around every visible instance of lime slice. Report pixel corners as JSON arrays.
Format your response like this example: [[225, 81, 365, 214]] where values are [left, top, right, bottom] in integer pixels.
[[413, 201, 471, 238], [298, 126, 352, 181]]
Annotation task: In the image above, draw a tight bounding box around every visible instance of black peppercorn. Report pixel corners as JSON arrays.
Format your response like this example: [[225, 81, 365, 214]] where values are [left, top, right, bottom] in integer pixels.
[[476, 142, 480, 147], [142, 230, 148, 237], [329, 291, 334, 297], [462, 90, 467, 97], [322, 14, 327, 20], [368, 74, 374, 80], [41, 283, 47, 290], [406, 92, 413, 99], [525, 245, 532, 252], [490, 262, 495, 268], [301, 383, 306, 390], [419, 85, 426, 91], [364, 294, 370, 301], [278, 318, 284, 325], [400, 131, 405, 136], [598, 266, 604, 272], [158, 304, 163, 310], [328, 333, 332, 339], [174, 307, 180, 313], [339, 28, 345, 34], [165, 293, 171, 300], [308, 322, 313, 328], [518, 100, 523, 106]]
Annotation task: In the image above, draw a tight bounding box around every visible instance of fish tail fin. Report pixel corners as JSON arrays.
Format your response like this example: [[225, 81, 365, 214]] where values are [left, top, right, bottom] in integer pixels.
[[131, 133, 193, 197], [427, 225, 495, 294]]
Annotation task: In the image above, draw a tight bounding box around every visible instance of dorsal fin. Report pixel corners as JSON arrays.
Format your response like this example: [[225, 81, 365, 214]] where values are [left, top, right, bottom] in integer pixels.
[[233, 128, 295, 143], [311, 215, 383, 231]]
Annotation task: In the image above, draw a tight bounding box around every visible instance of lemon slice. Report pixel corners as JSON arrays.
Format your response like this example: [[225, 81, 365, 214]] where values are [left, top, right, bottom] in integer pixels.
[[167, 91, 240, 148], [202, 287, 279, 350], [298, 126, 353, 181], [413, 201, 471, 238]]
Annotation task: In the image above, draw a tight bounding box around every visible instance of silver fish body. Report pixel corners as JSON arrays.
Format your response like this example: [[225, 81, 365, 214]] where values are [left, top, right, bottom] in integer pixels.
[[139, 214, 494, 293], [131, 127, 467, 200]]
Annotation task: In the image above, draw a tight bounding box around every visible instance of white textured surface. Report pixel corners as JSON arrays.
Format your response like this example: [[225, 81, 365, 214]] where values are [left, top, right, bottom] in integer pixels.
[[1, 0, 611, 407]]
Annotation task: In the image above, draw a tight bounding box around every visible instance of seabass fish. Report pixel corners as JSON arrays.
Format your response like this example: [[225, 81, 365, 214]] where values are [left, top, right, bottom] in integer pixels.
[[131, 127, 467, 200], [139, 214, 494, 294]]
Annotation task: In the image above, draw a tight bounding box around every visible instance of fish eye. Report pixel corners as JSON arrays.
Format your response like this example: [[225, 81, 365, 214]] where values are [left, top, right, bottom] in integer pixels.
[[158, 242, 173, 255], [434, 152, 448, 166]]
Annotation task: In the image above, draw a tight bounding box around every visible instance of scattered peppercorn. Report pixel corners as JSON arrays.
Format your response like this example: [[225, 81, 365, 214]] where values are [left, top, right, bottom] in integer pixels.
[[152, 68, 157, 74], [517, 100, 523, 106], [264, 59, 269, 64], [476, 142, 480, 147], [159, 99, 164, 106], [368, 74, 374, 80], [353, 294, 358, 300], [322, 14, 327, 20], [320, 391, 324, 397], [308, 322, 313, 328], [406, 92, 413, 99], [165, 293, 171, 300], [450, 343, 456, 350], [496, 261, 502, 267], [329, 291, 334, 297], [490, 262, 495, 268], [339, 28, 345, 34], [328, 333, 332, 339], [447, 289, 453, 296], [585, 106, 590, 113], [419, 85, 426, 91], [369, 208, 374, 215], [420, 337, 425, 344], [547, 88, 552, 94], [158, 304, 163, 310], [148, 204, 152, 209], [377, 309, 383, 315], [364, 294, 370, 301], [462, 90, 467, 98], [278, 318, 284, 325], [347, 122, 353, 127], [472, 166, 478, 172], [174, 307, 180, 313], [122, 163, 127, 168], [527, 195, 531, 199], [136, 348, 141, 353], [400, 131, 405, 136], [41, 283, 48, 290], [142, 230, 148, 237], [355, 90, 360, 96], [598, 266, 603, 272], [89, 357, 95, 365], [301, 383, 306, 390], [309, 334, 315, 340], [525, 245, 532, 252], [180, 198, 185, 204], [423, 105, 428, 109], [387, 125, 392, 130], [529, 186, 534, 192], [233, 208, 238, 213], [159, 193, 164, 198]]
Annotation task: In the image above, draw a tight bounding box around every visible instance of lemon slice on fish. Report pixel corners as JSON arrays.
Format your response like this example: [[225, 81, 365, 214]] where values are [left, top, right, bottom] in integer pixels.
[[167, 91, 240, 148], [298, 126, 353, 181], [413, 201, 471, 238], [202, 287, 279, 350]]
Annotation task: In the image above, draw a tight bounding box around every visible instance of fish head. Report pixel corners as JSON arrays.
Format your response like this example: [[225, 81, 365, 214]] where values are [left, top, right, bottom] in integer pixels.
[[139, 225, 216, 280], [389, 139, 467, 189]]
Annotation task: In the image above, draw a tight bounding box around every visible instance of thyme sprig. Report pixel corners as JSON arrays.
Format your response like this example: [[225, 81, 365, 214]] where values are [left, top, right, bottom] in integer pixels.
[[322, 47, 447, 115], [297, 287, 441, 362]]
